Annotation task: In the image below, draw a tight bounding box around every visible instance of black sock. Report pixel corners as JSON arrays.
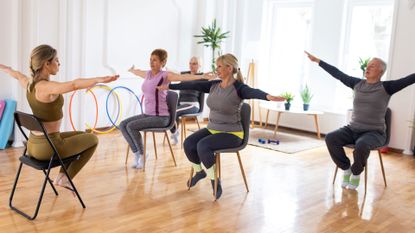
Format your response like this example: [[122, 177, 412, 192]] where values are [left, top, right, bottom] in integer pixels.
[[210, 179, 222, 199]]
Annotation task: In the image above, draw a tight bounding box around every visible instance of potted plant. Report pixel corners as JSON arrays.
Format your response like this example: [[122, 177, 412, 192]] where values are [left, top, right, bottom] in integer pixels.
[[281, 92, 294, 111], [300, 85, 313, 111], [194, 19, 230, 72], [358, 57, 371, 77]]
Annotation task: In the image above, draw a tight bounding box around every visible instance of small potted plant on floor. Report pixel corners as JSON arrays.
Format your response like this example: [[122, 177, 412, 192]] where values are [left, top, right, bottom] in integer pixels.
[[300, 85, 313, 111], [281, 92, 294, 111]]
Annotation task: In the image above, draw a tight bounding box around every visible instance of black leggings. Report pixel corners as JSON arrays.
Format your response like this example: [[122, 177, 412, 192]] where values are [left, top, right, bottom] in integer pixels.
[[183, 128, 242, 169]]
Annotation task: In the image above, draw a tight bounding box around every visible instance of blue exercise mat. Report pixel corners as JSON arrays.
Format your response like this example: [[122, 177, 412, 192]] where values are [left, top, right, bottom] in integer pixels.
[[0, 99, 17, 149]]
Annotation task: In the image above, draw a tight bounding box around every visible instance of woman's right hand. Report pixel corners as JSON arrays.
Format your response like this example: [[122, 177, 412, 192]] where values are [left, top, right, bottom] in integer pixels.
[[128, 65, 135, 72], [304, 51, 320, 64], [99, 75, 120, 83]]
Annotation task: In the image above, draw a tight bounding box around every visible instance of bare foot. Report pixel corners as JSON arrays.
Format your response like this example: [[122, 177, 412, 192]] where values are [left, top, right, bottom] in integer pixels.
[[53, 172, 65, 185], [56, 175, 76, 197]]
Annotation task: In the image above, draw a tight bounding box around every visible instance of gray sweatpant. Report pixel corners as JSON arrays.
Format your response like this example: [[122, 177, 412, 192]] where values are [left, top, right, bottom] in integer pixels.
[[119, 114, 170, 154], [325, 125, 386, 175]]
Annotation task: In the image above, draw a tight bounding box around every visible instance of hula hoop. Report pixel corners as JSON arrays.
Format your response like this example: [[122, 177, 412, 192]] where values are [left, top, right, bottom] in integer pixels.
[[105, 86, 143, 128], [69, 89, 99, 131], [85, 84, 123, 134]]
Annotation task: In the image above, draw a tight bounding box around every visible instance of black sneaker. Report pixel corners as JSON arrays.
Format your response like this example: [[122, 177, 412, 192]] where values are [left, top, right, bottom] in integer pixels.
[[210, 179, 222, 200], [187, 170, 207, 187]]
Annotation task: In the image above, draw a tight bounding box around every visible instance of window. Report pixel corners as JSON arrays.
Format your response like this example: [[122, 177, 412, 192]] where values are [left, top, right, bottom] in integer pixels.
[[259, 1, 312, 104], [336, 0, 394, 111]]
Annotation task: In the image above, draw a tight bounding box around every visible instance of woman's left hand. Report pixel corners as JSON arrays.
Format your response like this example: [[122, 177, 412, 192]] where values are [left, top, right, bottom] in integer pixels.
[[267, 95, 286, 101], [203, 72, 216, 80]]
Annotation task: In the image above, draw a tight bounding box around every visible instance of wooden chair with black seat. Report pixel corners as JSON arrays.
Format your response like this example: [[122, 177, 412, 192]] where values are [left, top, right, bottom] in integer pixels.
[[10, 111, 86, 220], [187, 103, 251, 201], [125, 91, 179, 171], [332, 108, 391, 195]]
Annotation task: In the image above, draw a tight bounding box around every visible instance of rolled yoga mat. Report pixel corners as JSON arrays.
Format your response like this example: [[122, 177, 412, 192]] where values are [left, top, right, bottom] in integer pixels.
[[0, 99, 17, 149]]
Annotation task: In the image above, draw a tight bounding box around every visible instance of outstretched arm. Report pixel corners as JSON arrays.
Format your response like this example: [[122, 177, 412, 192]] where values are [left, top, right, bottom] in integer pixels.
[[236, 83, 285, 101], [0, 64, 29, 88], [158, 80, 218, 93], [304, 51, 361, 89], [36, 75, 119, 96], [167, 71, 214, 82], [383, 73, 415, 95], [128, 65, 146, 78]]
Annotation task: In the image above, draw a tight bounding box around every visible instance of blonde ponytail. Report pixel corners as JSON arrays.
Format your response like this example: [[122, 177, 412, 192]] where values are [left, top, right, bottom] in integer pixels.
[[235, 68, 244, 84], [27, 44, 57, 91], [216, 53, 244, 83]]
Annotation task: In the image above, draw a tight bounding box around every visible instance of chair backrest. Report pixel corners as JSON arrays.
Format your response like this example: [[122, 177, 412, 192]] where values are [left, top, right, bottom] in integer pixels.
[[166, 91, 179, 129], [240, 103, 252, 148], [197, 92, 205, 114], [14, 111, 46, 141], [213, 103, 251, 153], [384, 108, 392, 146]]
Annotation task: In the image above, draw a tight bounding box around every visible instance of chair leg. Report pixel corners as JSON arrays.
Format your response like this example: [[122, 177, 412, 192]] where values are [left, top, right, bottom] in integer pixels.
[[152, 132, 158, 160], [378, 150, 387, 187], [195, 116, 201, 129], [364, 163, 368, 196], [218, 154, 221, 179], [181, 118, 184, 149], [187, 166, 194, 191], [143, 132, 147, 172], [332, 166, 338, 185], [125, 145, 130, 165], [42, 170, 58, 196], [183, 118, 187, 138], [164, 131, 177, 166], [214, 154, 220, 201], [236, 152, 249, 192]]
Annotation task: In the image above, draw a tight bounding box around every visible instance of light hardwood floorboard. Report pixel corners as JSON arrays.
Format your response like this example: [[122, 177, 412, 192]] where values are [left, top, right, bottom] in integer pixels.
[[1, 124, 415, 232]]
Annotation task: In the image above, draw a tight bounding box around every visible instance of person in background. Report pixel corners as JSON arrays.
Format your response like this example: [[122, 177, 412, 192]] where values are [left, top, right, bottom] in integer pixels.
[[170, 56, 205, 145], [122, 49, 212, 169]]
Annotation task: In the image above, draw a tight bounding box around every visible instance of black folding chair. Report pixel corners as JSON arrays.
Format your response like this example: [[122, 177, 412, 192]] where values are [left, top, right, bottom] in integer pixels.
[[10, 111, 86, 220]]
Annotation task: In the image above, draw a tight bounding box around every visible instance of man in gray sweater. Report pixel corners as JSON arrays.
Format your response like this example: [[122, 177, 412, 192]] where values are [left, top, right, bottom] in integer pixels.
[[305, 51, 415, 190]]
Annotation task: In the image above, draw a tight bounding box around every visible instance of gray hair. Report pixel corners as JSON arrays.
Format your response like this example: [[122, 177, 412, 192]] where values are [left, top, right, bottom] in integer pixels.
[[373, 57, 387, 77]]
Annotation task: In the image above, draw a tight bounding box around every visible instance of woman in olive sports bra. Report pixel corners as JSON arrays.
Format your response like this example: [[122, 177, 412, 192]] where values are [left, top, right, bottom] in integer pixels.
[[0, 44, 119, 193]]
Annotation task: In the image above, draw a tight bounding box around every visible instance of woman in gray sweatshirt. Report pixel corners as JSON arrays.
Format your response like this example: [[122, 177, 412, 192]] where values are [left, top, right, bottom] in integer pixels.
[[161, 53, 285, 199]]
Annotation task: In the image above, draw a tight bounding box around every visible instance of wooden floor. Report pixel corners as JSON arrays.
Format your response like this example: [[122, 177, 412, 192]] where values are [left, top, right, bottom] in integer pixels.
[[1, 124, 415, 233]]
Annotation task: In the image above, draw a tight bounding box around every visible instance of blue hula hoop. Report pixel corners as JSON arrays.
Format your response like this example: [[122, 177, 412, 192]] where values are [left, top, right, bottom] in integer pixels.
[[106, 86, 143, 128]]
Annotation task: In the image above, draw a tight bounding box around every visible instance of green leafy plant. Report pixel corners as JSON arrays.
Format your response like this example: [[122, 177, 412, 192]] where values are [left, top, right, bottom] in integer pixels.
[[281, 92, 295, 103], [359, 57, 371, 76], [194, 19, 230, 72], [300, 85, 313, 104]]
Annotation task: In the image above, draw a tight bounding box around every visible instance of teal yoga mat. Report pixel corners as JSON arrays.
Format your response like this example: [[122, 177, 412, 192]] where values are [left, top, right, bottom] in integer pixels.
[[0, 99, 17, 149], [0, 100, 5, 121]]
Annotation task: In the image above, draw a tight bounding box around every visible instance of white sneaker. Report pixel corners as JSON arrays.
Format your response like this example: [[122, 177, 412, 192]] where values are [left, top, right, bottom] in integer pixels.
[[133, 152, 144, 169], [171, 131, 179, 145], [341, 169, 352, 188], [347, 174, 360, 190]]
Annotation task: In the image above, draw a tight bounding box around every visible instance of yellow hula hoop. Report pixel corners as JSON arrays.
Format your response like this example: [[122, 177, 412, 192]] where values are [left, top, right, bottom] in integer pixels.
[[85, 84, 123, 134]]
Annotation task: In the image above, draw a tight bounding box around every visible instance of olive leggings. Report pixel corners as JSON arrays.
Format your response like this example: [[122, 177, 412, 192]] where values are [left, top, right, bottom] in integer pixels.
[[27, 131, 98, 178]]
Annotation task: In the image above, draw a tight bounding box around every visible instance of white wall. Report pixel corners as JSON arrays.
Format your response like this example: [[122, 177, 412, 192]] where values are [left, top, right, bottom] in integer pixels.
[[1, 0, 414, 153], [386, 0, 415, 153]]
